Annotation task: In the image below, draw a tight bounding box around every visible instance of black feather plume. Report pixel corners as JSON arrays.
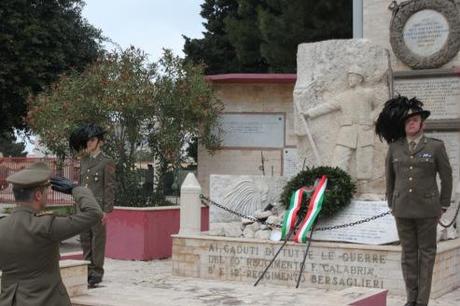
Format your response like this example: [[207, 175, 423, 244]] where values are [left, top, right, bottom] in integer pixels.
[[375, 96, 426, 143]]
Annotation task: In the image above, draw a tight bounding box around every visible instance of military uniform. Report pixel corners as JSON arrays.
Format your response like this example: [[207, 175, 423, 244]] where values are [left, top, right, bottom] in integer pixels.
[[385, 136, 452, 305], [0, 163, 103, 306], [79, 152, 115, 283]]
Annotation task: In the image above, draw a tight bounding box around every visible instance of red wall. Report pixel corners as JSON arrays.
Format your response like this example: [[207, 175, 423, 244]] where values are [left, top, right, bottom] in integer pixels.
[[106, 206, 209, 260]]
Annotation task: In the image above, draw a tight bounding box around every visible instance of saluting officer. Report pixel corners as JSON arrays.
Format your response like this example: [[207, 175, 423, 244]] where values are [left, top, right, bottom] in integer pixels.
[[0, 162, 103, 306], [70, 123, 115, 287], [376, 96, 453, 306]]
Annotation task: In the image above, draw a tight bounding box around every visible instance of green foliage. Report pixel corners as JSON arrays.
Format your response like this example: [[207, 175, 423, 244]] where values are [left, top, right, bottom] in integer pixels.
[[0, 131, 27, 157], [258, 0, 353, 72], [183, 0, 240, 74], [280, 166, 356, 218], [0, 0, 104, 134], [28, 47, 222, 207], [184, 0, 352, 73]]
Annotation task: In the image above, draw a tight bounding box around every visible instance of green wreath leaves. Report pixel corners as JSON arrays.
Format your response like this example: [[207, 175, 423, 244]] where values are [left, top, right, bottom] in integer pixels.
[[280, 166, 356, 218]]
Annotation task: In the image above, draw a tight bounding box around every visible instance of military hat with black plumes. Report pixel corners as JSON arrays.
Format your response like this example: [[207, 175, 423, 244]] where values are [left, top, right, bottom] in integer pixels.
[[375, 95, 430, 144], [69, 123, 107, 152]]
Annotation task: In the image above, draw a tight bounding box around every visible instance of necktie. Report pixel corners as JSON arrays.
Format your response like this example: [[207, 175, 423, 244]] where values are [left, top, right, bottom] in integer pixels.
[[409, 141, 416, 152]]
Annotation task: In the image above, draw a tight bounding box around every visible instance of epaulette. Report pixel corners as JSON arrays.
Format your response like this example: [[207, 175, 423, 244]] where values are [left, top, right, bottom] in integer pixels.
[[427, 137, 442, 142], [34, 210, 54, 217]]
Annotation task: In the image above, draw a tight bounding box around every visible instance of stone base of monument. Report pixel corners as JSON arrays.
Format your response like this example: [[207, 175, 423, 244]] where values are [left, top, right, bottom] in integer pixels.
[[172, 234, 460, 298], [0, 259, 88, 298]]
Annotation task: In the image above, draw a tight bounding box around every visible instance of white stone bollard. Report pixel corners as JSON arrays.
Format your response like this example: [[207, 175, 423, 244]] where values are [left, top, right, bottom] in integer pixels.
[[179, 173, 202, 235]]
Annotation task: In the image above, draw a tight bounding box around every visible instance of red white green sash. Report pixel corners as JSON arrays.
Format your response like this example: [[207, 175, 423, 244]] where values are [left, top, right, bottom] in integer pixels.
[[294, 175, 328, 243], [281, 187, 310, 240]]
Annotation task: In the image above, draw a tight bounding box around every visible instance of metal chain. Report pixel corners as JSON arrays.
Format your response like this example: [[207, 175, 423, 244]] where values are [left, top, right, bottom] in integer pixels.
[[200, 194, 392, 232], [438, 203, 460, 228], [200, 194, 282, 228], [314, 211, 391, 231]]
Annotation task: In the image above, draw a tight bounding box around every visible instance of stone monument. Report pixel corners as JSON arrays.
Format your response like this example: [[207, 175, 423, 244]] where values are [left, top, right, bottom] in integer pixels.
[[294, 39, 390, 197]]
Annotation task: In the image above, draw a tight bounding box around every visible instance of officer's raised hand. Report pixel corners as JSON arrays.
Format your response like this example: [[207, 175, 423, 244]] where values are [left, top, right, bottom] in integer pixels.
[[50, 176, 77, 194]]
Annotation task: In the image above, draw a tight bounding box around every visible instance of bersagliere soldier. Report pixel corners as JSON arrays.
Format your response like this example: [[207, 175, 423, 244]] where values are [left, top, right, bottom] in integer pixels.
[[69, 123, 115, 288], [376, 96, 453, 306]]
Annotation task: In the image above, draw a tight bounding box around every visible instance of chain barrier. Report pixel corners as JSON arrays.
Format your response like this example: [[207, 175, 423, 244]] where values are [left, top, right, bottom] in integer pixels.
[[200, 194, 391, 232], [438, 203, 460, 228], [201, 194, 460, 231]]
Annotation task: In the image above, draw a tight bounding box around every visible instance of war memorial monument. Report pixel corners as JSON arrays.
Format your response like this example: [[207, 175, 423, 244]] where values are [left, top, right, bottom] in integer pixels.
[[172, 0, 460, 301]]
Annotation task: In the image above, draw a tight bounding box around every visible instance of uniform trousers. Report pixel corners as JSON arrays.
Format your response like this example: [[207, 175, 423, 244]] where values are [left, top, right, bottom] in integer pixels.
[[395, 217, 438, 305], [80, 222, 106, 281]]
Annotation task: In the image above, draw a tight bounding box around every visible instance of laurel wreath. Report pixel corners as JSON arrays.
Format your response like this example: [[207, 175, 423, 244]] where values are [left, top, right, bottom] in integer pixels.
[[280, 166, 356, 218]]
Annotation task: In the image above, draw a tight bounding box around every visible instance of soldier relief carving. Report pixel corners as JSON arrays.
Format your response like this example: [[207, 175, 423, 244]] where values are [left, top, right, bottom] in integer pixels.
[[294, 40, 390, 197], [302, 67, 381, 180]]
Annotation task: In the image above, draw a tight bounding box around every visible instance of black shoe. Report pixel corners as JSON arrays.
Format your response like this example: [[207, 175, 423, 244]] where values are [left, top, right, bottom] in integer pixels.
[[88, 275, 102, 288]]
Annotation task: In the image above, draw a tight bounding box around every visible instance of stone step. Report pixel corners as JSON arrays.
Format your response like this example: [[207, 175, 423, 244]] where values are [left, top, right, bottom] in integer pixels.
[[71, 287, 387, 306]]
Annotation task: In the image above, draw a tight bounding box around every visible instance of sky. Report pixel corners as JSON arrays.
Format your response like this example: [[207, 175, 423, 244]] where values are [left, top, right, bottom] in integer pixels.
[[82, 0, 206, 60], [24, 0, 206, 154]]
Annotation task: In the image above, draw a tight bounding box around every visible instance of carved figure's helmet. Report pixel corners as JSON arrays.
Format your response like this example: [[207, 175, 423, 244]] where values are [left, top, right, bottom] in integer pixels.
[[375, 95, 430, 144], [69, 123, 106, 152]]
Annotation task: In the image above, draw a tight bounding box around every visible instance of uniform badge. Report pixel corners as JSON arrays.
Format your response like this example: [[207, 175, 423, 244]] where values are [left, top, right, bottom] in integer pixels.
[[420, 153, 432, 158]]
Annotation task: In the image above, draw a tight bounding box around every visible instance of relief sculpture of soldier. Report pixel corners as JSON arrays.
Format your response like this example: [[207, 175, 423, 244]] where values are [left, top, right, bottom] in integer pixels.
[[302, 67, 381, 180], [69, 123, 116, 288], [376, 96, 452, 306]]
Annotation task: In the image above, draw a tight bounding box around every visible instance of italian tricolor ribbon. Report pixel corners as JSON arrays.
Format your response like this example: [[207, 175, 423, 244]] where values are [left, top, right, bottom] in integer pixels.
[[280, 187, 311, 240], [294, 175, 328, 243]]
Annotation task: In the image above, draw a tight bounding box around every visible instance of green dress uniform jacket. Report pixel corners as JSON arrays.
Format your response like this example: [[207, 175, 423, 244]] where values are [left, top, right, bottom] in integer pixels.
[[80, 153, 115, 213], [0, 187, 103, 306], [79, 153, 115, 282], [385, 136, 453, 218]]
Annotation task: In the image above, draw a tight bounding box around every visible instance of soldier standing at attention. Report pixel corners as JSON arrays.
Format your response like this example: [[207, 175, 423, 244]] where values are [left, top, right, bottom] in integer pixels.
[[376, 96, 452, 306], [69, 123, 115, 288], [0, 162, 103, 306]]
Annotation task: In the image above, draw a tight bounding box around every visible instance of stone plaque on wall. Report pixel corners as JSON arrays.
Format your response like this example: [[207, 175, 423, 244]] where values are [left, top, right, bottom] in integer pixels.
[[389, 0, 460, 69], [393, 70, 460, 120], [218, 113, 285, 148], [282, 148, 299, 178], [403, 9, 449, 57]]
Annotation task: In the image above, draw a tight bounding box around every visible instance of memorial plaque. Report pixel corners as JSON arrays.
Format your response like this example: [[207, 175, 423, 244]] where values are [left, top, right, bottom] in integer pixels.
[[426, 131, 460, 185], [389, 0, 460, 69], [403, 9, 449, 57], [283, 148, 300, 177], [394, 75, 460, 120], [313, 200, 398, 245], [218, 113, 285, 148]]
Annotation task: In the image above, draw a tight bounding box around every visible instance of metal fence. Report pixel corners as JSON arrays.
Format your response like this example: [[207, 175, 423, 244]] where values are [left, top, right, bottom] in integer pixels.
[[0, 157, 79, 205]]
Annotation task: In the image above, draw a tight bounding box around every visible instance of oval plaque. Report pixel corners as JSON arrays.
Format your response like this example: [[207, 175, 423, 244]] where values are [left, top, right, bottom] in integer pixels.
[[390, 0, 460, 69]]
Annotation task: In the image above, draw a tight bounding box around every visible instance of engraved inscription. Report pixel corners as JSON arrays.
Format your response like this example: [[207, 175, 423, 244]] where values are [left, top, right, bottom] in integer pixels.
[[313, 201, 398, 245], [403, 9, 450, 57], [283, 148, 299, 177], [394, 77, 460, 120], [218, 114, 285, 148], [202, 243, 388, 289]]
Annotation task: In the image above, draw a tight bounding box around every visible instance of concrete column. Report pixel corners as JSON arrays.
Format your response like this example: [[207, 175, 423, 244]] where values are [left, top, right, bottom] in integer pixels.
[[353, 0, 363, 38], [179, 173, 202, 235]]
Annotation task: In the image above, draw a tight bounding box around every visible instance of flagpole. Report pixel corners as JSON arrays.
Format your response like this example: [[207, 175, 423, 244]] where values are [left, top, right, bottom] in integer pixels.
[[253, 218, 302, 287], [295, 222, 317, 288]]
